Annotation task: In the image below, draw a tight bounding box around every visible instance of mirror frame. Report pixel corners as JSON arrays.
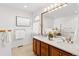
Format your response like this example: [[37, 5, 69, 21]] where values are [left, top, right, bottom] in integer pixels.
[[41, 10, 52, 35]]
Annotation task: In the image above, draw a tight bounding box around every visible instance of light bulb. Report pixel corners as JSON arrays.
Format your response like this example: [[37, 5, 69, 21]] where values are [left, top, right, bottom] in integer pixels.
[[44, 8, 47, 12], [54, 7, 58, 11], [63, 4, 67, 7], [47, 6, 50, 10], [50, 4, 54, 8], [54, 3, 59, 7], [58, 6, 63, 9]]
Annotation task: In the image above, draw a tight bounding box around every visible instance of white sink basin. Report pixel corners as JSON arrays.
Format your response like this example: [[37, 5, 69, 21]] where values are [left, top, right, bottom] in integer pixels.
[[51, 36, 66, 43]]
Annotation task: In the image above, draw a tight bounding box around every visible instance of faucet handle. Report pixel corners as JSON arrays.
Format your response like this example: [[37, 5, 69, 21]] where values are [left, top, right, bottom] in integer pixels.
[[65, 36, 73, 44]]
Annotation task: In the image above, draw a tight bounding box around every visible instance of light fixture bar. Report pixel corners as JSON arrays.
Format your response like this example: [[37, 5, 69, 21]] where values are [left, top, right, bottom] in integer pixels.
[[42, 3, 68, 13]]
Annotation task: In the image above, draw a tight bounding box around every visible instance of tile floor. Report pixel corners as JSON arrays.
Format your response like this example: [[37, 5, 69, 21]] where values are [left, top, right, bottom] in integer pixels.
[[12, 44, 35, 56]]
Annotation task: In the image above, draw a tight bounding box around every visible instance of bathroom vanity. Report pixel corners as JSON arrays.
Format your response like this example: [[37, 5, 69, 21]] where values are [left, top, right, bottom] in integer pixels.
[[33, 35, 78, 56]]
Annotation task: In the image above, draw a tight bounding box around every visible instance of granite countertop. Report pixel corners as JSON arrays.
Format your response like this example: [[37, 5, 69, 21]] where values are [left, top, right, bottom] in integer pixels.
[[33, 35, 79, 56]]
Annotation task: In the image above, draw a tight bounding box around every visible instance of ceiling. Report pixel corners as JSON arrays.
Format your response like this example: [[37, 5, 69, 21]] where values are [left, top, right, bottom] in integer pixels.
[[44, 3, 78, 18], [0, 3, 78, 16], [0, 3, 51, 14]]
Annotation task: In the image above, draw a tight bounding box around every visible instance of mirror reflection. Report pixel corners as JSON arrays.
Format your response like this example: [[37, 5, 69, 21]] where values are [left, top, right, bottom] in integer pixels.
[[42, 3, 78, 43]]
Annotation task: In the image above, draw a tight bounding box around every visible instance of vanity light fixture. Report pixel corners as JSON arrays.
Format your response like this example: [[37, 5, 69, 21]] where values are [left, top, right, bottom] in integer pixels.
[[42, 3, 68, 13]]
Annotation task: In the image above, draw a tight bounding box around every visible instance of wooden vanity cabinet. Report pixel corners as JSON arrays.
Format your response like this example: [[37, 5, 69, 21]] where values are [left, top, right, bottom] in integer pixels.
[[41, 42, 49, 56], [49, 46, 74, 56], [33, 38, 75, 56], [33, 38, 37, 55]]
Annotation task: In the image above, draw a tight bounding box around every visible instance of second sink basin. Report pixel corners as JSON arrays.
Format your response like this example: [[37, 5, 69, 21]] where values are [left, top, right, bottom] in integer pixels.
[[49, 36, 66, 43]]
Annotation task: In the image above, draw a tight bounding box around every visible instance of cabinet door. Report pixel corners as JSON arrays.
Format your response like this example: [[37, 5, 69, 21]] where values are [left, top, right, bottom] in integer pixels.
[[41, 42, 49, 56], [33, 38, 37, 54], [36, 40, 41, 56], [49, 46, 60, 56]]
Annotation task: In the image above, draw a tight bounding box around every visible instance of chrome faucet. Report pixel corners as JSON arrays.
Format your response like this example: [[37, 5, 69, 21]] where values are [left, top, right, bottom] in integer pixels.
[[65, 36, 73, 44]]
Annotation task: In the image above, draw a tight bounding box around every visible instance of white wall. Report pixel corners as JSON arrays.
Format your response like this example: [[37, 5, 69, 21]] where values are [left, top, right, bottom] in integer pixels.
[[0, 5, 33, 48], [32, 10, 41, 35], [73, 4, 79, 43], [32, 21, 40, 35]]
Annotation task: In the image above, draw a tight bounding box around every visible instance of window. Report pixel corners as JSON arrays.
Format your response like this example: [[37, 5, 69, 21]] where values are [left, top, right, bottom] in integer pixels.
[[16, 16, 31, 27]]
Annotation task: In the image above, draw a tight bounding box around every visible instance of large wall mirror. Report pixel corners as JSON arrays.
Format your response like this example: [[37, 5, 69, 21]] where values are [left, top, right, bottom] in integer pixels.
[[41, 3, 78, 41]]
